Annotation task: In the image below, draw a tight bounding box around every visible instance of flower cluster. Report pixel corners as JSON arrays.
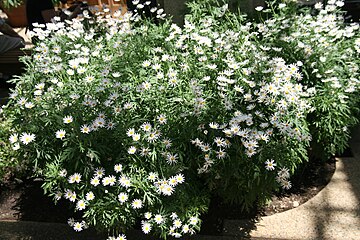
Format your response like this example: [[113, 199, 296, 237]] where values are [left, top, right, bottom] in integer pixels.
[[254, 0, 360, 159]]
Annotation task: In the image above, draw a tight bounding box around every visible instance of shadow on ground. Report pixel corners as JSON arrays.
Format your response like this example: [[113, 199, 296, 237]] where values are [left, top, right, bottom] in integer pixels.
[[10, 180, 78, 223]]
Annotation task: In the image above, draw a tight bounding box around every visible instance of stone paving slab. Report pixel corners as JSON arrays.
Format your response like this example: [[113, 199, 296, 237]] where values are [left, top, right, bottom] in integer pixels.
[[244, 127, 360, 240], [248, 158, 360, 240]]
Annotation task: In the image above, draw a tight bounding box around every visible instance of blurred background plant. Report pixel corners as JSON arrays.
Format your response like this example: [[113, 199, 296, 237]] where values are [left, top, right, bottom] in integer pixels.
[[0, 0, 62, 9]]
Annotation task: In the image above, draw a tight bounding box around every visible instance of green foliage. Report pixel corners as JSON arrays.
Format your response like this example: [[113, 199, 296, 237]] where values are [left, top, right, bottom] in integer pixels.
[[0, 111, 28, 182], [254, 1, 360, 160], [0, 0, 23, 9], [1, 0, 359, 239], [0, 0, 61, 9]]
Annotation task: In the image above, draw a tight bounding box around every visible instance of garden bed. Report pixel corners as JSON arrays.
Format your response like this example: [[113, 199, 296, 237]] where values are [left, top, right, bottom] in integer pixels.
[[0, 156, 336, 236], [200, 157, 336, 235], [1, 1, 359, 239]]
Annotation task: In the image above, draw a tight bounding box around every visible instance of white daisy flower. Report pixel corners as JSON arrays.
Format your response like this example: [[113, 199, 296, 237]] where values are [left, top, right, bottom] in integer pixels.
[[154, 214, 164, 224], [76, 200, 86, 210], [34, 90, 42, 96], [119, 176, 131, 188], [200, 144, 211, 152], [86, 192, 95, 201], [84, 75, 95, 82], [55, 191, 62, 201], [161, 184, 174, 196], [168, 78, 178, 87], [144, 212, 152, 219], [94, 168, 105, 178], [142, 81, 151, 90], [68, 173, 81, 183], [141, 221, 152, 234], [20, 133, 36, 145], [80, 125, 91, 134], [147, 132, 159, 143], [126, 128, 135, 137], [168, 176, 178, 186], [166, 153, 178, 165], [162, 138, 172, 148], [281, 180, 292, 189], [114, 164, 123, 173], [131, 199, 143, 209], [56, 129, 66, 139], [214, 137, 225, 147], [102, 176, 116, 186], [140, 147, 151, 156], [142, 60, 151, 67], [67, 69, 75, 75], [77, 66, 86, 74], [25, 102, 35, 109], [63, 116, 73, 124], [278, 167, 290, 179], [173, 219, 182, 228], [73, 222, 83, 232], [265, 159, 276, 171], [189, 217, 198, 225], [170, 212, 178, 219], [141, 122, 152, 132], [132, 133, 141, 141], [182, 224, 190, 233], [9, 134, 18, 143], [94, 117, 106, 128], [118, 192, 129, 203], [157, 114, 167, 124], [175, 174, 185, 184], [17, 97, 27, 105], [148, 172, 158, 182], [107, 122, 116, 130], [216, 149, 226, 159], [69, 193, 77, 202], [128, 146, 137, 154], [102, 177, 110, 186], [90, 177, 100, 186], [209, 122, 219, 129], [118, 234, 127, 240]]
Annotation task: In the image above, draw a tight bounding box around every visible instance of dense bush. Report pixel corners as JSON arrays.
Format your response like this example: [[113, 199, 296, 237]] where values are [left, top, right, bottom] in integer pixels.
[[0, 0, 359, 239], [253, 0, 360, 160]]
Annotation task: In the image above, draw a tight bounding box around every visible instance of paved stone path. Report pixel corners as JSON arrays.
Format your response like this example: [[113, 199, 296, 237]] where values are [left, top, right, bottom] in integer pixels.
[[246, 126, 359, 240], [248, 156, 360, 240]]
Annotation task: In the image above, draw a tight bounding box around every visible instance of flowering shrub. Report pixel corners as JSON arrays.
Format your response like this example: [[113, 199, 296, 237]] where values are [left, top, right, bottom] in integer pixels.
[[171, 1, 313, 206], [0, 115, 24, 180], [3, 11, 210, 238], [1, 0, 359, 239], [253, 0, 360, 159]]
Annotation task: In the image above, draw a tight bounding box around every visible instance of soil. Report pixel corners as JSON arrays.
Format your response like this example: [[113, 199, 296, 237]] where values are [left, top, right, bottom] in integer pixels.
[[0, 154, 339, 236], [199, 156, 337, 235], [0, 179, 77, 223], [261, 157, 336, 216]]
